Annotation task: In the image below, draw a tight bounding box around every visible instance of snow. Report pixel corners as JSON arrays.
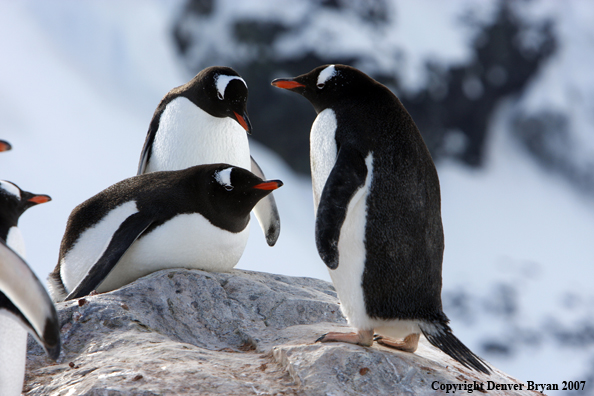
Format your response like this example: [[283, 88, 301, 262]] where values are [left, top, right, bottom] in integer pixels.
[[441, 100, 594, 391], [0, 0, 324, 283], [176, 0, 499, 92], [1, 1, 594, 393]]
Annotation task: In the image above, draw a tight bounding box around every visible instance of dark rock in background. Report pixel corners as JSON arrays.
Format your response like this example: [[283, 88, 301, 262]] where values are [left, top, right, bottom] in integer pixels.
[[399, 4, 555, 167], [512, 110, 594, 196], [172, 0, 554, 174]]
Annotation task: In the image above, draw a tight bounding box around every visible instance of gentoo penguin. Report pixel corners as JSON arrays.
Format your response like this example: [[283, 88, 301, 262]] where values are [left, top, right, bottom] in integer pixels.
[[272, 65, 490, 374], [0, 180, 51, 256], [48, 164, 282, 302], [0, 140, 11, 151], [137, 66, 281, 247], [0, 181, 60, 396]]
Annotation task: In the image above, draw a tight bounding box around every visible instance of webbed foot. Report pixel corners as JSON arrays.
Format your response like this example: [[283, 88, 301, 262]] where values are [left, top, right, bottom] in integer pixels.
[[374, 333, 420, 353], [316, 329, 374, 347]]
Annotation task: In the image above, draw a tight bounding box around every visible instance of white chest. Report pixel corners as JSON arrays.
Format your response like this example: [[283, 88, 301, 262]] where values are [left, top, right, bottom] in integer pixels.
[[97, 213, 250, 292], [147, 97, 251, 172], [310, 108, 338, 212], [6, 226, 26, 259], [0, 314, 28, 396], [1, 227, 28, 395], [327, 153, 374, 329]]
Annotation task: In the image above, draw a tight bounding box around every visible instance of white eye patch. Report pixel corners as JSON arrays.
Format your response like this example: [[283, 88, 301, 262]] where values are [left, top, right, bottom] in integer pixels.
[[0, 180, 21, 199], [214, 168, 233, 190], [317, 65, 337, 88], [215, 75, 247, 100]]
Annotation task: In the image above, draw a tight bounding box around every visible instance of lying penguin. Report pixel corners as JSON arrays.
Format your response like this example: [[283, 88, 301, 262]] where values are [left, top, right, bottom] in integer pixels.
[[272, 64, 490, 374], [48, 164, 282, 302], [0, 180, 60, 396]]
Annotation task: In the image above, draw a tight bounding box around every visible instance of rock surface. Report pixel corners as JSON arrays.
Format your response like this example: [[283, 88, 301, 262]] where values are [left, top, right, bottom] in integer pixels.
[[25, 269, 540, 395]]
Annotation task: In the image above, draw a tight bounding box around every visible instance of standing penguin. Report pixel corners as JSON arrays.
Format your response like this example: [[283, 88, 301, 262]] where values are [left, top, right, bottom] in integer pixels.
[[48, 164, 282, 302], [0, 180, 60, 396], [137, 66, 281, 247], [272, 65, 490, 374]]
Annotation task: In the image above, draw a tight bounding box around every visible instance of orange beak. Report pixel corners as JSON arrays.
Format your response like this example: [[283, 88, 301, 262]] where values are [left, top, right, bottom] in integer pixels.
[[253, 180, 283, 191], [0, 140, 11, 152], [28, 195, 51, 204], [233, 111, 252, 134], [271, 79, 305, 90]]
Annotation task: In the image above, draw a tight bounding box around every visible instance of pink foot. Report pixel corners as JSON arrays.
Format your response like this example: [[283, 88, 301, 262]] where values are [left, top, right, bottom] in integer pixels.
[[374, 333, 420, 353], [316, 329, 374, 347]]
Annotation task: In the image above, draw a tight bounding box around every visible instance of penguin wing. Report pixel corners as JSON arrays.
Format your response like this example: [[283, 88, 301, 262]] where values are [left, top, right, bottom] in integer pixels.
[[250, 156, 281, 246], [315, 146, 368, 269], [137, 128, 155, 175], [0, 240, 61, 360], [66, 212, 154, 300]]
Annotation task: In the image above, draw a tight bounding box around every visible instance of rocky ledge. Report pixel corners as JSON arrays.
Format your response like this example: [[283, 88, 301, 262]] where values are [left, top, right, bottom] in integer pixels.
[[25, 269, 539, 395]]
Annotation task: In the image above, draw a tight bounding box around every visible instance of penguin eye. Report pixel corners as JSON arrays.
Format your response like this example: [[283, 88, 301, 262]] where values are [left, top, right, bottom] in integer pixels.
[[317, 83, 325, 89], [217, 92, 224, 100]]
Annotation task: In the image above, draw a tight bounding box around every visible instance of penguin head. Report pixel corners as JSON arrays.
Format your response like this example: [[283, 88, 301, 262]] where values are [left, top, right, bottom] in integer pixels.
[[208, 165, 282, 217], [0, 140, 11, 152], [272, 64, 375, 113], [0, 180, 51, 226], [181, 66, 253, 134]]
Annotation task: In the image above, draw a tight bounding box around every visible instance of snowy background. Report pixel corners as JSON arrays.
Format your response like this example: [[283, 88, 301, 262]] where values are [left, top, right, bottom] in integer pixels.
[[1, 0, 594, 393]]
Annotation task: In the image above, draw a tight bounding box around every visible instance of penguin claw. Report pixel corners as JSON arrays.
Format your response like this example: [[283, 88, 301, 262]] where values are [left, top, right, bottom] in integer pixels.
[[315, 330, 374, 347], [373, 334, 383, 341], [315, 333, 328, 343]]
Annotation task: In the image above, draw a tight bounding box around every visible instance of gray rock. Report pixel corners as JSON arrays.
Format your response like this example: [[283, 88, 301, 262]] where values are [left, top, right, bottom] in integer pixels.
[[25, 269, 536, 395]]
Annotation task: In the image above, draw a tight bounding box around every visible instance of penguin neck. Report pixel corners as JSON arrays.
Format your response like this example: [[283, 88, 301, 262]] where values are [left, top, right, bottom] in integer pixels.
[[216, 210, 251, 233], [194, 185, 253, 233], [0, 208, 19, 245], [5, 226, 26, 258], [147, 96, 251, 172]]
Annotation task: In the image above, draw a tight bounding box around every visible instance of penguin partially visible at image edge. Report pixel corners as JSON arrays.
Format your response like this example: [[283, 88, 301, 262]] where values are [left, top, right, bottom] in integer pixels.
[[0, 140, 11, 152], [0, 180, 60, 396]]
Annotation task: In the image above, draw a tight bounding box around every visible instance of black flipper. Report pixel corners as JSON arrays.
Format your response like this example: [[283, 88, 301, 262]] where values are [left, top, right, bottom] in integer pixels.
[[0, 240, 61, 360], [250, 156, 281, 246], [137, 106, 166, 175], [66, 213, 154, 300], [315, 146, 368, 269], [420, 322, 491, 375]]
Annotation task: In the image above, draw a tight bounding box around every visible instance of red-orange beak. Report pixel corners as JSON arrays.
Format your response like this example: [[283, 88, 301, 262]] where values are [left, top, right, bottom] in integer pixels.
[[28, 195, 51, 204], [253, 180, 283, 191], [0, 140, 11, 152], [233, 111, 252, 134], [271, 79, 305, 90]]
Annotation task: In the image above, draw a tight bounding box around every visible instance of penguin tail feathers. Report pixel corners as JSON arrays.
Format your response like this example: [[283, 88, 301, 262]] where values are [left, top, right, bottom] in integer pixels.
[[419, 322, 491, 375], [47, 270, 67, 303]]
